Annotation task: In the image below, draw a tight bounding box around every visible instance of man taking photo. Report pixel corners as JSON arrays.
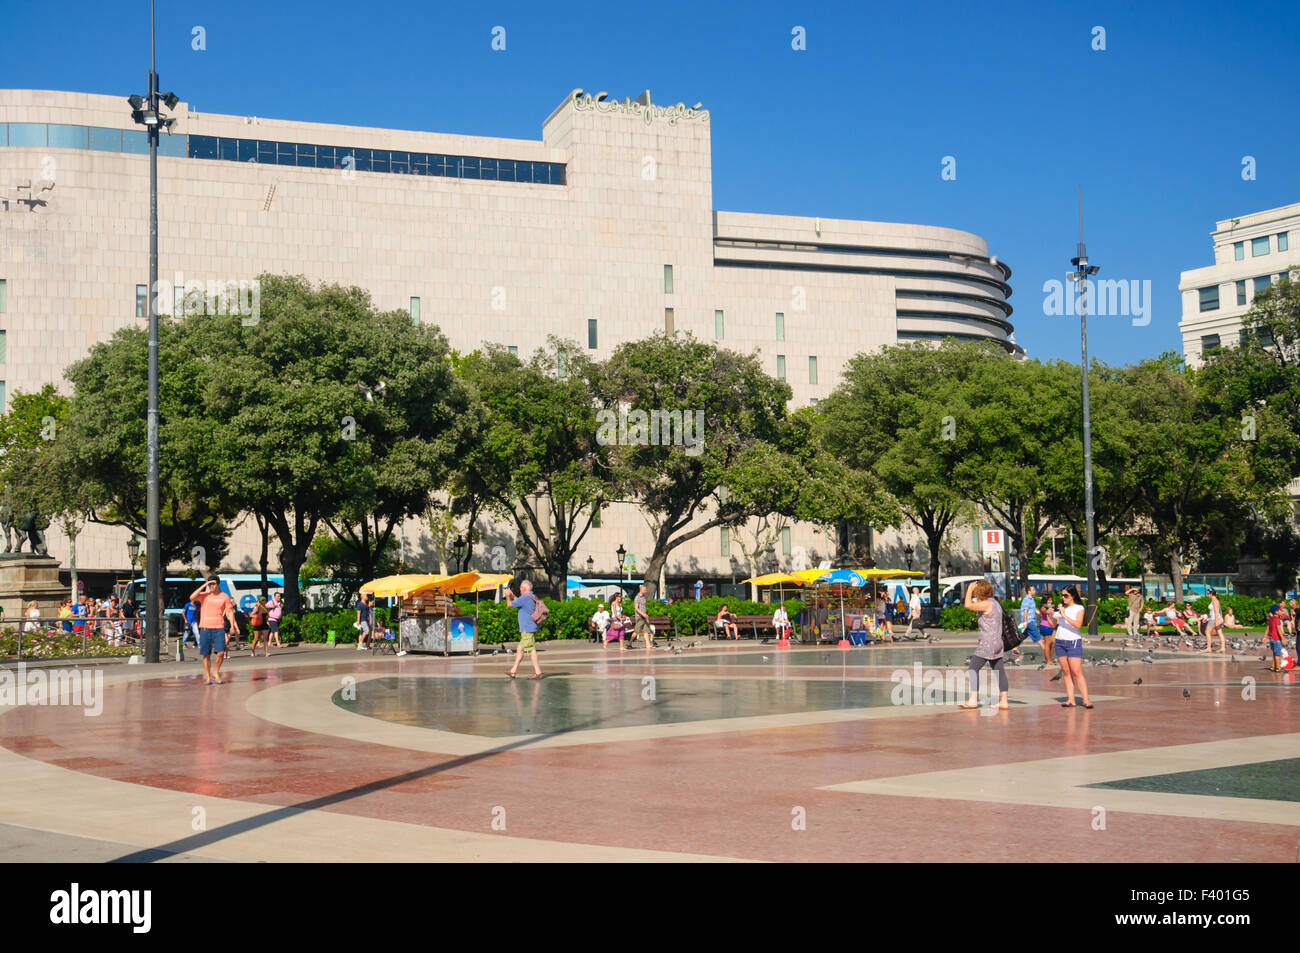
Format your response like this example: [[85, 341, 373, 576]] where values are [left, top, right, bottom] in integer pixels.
[[190, 576, 239, 685]]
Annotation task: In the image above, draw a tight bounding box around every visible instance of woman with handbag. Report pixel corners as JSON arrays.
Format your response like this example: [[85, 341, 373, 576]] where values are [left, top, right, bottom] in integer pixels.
[[606, 594, 628, 652], [1054, 585, 1093, 708], [958, 579, 1009, 711]]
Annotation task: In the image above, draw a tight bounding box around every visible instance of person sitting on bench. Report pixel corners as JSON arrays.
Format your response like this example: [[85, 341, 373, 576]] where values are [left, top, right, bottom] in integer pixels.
[[772, 603, 792, 640], [716, 604, 740, 640]]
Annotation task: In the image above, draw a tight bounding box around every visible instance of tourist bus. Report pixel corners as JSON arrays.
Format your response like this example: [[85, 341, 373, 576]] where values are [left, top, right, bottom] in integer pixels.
[[120, 574, 343, 620]]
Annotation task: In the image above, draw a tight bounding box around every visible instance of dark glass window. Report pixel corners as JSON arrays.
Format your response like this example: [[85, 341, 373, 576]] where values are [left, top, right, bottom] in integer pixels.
[[460, 157, 480, 179], [481, 158, 500, 180], [276, 141, 297, 165], [389, 151, 408, 174], [316, 145, 337, 168], [188, 134, 218, 159], [550, 163, 566, 185], [218, 137, 238, 161], [370, 149, 389, 173], [1198, 286, 1219, 312], [349, 148, 369, 173], [292, 143, 314, 166], [238, 139, 258, 162], [434, 155, 455, 176], [257, 140, 276, 163], [410, 152, 428, 175], [497, 159, 516, 182]]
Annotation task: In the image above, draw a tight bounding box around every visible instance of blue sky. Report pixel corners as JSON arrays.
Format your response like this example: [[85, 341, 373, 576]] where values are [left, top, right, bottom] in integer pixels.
[[5, 0, 1298, 365]]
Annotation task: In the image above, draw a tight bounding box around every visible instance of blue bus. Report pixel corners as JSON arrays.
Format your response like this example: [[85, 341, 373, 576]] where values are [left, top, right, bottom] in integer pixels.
[[121, 574, 286, 617]]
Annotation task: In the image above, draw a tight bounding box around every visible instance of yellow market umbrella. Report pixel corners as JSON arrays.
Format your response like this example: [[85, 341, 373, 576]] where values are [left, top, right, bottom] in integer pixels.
[[362, 574, 445, 599]]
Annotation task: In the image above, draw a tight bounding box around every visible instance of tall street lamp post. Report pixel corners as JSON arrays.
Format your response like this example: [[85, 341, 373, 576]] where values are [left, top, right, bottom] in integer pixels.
[[1069, 191, 1101, 635], [128, 0, 180, 663]]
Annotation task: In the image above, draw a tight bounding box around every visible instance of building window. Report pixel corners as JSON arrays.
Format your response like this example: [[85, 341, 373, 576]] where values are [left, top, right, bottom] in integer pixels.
[[0, 381, 5, 413], [1252, 236, 1270, 257], [664, 265, 673, 294], [1234, 241, 1245, 261], [664, 307, 675, 336], [808, 356, 818, 385], [720, 526, 730, 557], [1201, 334, 1221, 354], [508, 345, 518, 356], [587, 319, 597, 350], [775, 312, 785, 341], [810, 398, 818, 407], [0, 331, 6, 364], [1254, 276, 1271, 294], [0, 279, 6, 313], [714, 310, 724, 340], [1279, 232, 1289, 252], [592, 509, 602, 528], [781, 526, 791, 556], [409, 297, 420, 325], [557, 347, 568, 379], [135, 284, 147, 318], [1198, 286, 1219, 312], [776, 355, 786, 380], [174, 285, 185, 317], [1236, 280, 1247, 306]]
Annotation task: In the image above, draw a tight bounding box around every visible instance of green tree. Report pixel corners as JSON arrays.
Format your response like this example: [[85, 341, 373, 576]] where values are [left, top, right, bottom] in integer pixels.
[[60, 325, 234, 569], [819, 340, 990, 601], [1124, 355, 1256, 602], [597, 334, 893, 598], [190, 275, 477, 612], [456, 341, 613, 597]]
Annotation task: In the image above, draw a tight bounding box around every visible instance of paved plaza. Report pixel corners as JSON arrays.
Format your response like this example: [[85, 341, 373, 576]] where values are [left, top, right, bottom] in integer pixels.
[[1, 637, 1297, 862]]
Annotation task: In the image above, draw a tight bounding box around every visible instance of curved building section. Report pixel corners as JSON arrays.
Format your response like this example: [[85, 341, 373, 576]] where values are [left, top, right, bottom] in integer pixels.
[[713, 211, 1015, 353]]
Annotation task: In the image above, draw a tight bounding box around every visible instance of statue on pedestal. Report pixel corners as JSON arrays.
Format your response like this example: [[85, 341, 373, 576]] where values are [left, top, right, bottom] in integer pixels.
[[0, 488, 49, 556]]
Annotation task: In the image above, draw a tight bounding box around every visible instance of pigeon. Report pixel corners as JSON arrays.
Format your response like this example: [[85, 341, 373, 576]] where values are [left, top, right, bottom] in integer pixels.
[[1050, 672, 1062, 681], [1133, 677, 1142, 685], [1142, 655, 1154, 663], [1038, 663, 1047, 670], [1183, 689, 1191, 699], [762, 655, 770, 661]]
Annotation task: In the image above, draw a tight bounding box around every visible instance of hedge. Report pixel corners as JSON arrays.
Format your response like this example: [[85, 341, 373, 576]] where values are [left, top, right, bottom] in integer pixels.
[[938, 593, 1278, 631], [277, 596, 804, 646]]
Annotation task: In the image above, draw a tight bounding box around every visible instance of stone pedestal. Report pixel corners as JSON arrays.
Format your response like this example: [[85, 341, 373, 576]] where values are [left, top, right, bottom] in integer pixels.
[[0, 554, 68, 623], [1234, 556, 1277, 598]]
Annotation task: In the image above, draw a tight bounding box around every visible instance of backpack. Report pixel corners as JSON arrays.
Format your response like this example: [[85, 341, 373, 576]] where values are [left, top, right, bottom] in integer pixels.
[[1000, 608, 1026, 652], [530, 596, 549, 626]]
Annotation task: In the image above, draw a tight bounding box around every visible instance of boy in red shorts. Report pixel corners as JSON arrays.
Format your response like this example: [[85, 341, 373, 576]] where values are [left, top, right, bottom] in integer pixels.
[[1265, 605, 1285, 673]]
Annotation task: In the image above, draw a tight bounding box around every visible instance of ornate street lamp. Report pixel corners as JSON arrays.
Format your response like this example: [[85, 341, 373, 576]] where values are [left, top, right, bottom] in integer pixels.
[[126, 535, 141, 574], [903, 544, 914, 570], [452, 534, 466, 572], [586, 555, 595, 576]]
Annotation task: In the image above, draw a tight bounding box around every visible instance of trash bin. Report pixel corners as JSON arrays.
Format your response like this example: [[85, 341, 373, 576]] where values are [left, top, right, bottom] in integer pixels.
[[921, 605, 942, 627]]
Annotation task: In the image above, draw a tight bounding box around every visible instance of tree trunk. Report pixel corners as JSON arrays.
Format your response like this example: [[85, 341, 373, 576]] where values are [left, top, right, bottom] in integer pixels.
[[644, 549, 669, 601], [257, 514, 269, 600], [1170, 548, 1185, 604]]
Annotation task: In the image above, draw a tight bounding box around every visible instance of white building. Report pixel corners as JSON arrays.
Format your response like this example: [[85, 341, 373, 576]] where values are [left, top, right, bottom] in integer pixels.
[[0, 87, 1015, 593], [1179, 201, 1299, 366]]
